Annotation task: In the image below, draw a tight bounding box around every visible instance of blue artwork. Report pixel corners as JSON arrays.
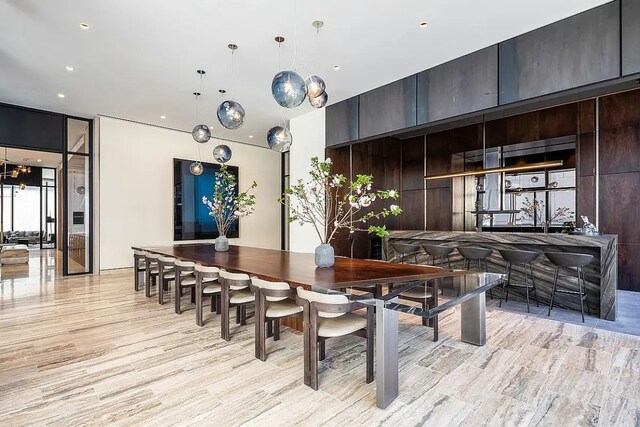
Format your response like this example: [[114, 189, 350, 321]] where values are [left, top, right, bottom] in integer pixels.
[[173, 158, 239, 240]]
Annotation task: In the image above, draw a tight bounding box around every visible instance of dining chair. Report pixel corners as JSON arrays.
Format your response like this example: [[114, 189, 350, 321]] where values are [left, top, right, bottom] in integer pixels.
[[219, 270, 255, 341], [250, 277, 303, 361], [157, 256, 178, 305], [398, 280, 439, 341], [296, 287, 374, 390], [144, 253, 161, 298], [173, 260, 196, 314], [133, 250, 147, 291], [194, 264, 222, 326]]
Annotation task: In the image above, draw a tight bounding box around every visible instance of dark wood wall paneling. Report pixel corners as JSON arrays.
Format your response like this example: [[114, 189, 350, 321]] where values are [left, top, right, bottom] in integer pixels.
[[401, 136, 425, 230], [577, 100, 597, 222], [598, 90, 640, 291], [326, 138, 403, 259]]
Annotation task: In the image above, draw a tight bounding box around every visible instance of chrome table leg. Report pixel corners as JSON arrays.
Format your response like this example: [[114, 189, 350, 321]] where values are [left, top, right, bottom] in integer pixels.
[[376, 299, 399, 409]]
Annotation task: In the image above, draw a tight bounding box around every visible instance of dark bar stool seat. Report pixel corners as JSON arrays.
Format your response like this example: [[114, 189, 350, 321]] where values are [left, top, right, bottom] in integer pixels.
[[498, 249, 540, 313], [457, 246, 493, 271], [458, 246, 494, 298], [390, 242, 421, 264], [421, 244, 454, 270], [546, 252, 593, 323]]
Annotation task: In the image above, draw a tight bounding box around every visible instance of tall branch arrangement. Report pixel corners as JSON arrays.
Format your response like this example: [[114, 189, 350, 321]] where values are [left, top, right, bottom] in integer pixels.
[[279, 157, 402, 244], [202, 165, 257, 236], [519, 196, 573, 224]]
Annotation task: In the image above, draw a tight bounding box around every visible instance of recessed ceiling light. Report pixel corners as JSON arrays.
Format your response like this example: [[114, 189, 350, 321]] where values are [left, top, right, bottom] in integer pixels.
[[80, 23, 89, 30], [249, 135, 253, 139], [419, 22, 428, 28], [37, 159, 42, 163], [160, 115, 166, 119], [57, 93, 65, 98], [65, 65, 74, 71], [333, 65, 340, 70]]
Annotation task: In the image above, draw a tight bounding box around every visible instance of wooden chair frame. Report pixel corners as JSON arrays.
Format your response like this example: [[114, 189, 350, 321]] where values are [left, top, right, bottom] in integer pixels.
[[133, 252, 146, 291], [397, 279, 439, 341], [144, 255, 160, 298], [296, 296, 374, 391], [249, 284, 301, 361], [174, 263, 196, 314], [220, 276, 254, 341], [195, 269, 221, 326]]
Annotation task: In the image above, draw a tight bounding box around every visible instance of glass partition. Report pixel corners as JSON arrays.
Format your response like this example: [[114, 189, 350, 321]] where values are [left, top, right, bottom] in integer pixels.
[[64, 118, 92, 275]]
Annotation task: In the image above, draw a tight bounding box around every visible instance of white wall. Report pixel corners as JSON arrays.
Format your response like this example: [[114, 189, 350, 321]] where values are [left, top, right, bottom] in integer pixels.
[[288, 108, 326, 253], [99, 117, 281, 270]]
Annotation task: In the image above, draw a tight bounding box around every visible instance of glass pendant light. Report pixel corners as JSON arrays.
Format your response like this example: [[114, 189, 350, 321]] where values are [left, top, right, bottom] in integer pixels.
[[213, 144, 232, 163], [267, 126, 293, 152], [217, 44, 246, 129]]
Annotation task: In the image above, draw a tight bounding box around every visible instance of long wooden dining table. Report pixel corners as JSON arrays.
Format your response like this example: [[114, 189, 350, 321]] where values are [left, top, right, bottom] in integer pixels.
[[132, 243, 502, 408]]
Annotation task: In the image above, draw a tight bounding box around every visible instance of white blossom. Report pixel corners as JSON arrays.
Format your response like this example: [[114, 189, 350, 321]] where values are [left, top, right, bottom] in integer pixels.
[[388, 190, 396, 198]]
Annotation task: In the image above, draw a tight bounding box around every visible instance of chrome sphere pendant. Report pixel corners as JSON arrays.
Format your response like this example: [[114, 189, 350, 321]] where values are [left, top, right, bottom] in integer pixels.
[[271, 71, 307, 108], [217, 100, 246, 130], [267, 126, 293, 152], [192, 124, 211, 143], [213, 144, 232, 163], [189, 161, 204, 176], [305, 75, 326, 98], [309, 91, 328, 108]]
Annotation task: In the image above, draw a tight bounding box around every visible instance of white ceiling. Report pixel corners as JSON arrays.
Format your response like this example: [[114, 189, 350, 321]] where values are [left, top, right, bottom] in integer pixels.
[[0, 0, 610, 147], [0, 147, 61, 168]]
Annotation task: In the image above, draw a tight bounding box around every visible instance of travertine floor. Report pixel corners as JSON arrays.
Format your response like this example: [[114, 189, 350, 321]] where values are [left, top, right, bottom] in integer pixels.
[[1, 267, 640, 426]]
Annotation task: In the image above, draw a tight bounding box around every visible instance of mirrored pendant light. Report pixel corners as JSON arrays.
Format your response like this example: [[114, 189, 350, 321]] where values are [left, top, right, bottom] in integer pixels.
[[192, 70, 211, 144], [217, 44, 246, 130]]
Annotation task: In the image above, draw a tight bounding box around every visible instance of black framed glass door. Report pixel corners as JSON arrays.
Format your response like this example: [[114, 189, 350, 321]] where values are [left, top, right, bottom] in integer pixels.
[[63, 117, 93, 275]]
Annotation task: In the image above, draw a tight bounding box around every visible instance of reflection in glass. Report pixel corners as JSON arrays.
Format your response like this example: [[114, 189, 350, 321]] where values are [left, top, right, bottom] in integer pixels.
[[67, 154, 89, 273]]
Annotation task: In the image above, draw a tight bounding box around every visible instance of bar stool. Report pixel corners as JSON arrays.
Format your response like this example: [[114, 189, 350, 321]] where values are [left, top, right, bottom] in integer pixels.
[[144, 253, 161, 298], [458, 246, 494, 298], [390, 242, 421, 264], [546, 252, 593, 323], [219, 270, 255, 341], [133, 250, 147, 291], [497, 249, 540, 313], [421, 244, 454, 270]]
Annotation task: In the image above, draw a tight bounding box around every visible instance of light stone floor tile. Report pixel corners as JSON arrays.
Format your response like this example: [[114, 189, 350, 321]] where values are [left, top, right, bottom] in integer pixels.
[[1, 263, 640, 425]]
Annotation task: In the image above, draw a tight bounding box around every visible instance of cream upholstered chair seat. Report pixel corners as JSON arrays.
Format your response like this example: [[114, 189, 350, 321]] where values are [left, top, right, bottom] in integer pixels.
[[194, 264, 222, 326], [400, 286, 434, 300], [318, 313, 368, 338], [250, 277, 302, 361], [265, 299, 303, 317], [296, 287, 374, 390], [218, 270, 254, 339], [203, 284, 222, 294]]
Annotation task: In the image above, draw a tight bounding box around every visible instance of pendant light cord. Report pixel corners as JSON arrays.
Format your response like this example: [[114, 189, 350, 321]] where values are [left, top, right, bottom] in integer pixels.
[[289, 0, 297, 70]]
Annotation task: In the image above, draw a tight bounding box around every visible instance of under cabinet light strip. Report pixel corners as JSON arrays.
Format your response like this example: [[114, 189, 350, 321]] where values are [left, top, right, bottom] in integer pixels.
[[424, 160, 564, 181]]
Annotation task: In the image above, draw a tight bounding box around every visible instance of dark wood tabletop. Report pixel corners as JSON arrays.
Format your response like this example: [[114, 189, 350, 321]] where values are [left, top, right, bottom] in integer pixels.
[[132, 244, 459, 289]]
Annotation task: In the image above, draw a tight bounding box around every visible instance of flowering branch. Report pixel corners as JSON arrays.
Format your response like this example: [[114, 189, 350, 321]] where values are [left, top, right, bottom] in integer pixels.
[[279, 157, 402, 244], [202, 165, 257, 236]]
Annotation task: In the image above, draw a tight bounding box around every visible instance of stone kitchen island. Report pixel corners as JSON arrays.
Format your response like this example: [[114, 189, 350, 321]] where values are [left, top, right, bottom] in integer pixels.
[[384, 231, 618, 320]]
